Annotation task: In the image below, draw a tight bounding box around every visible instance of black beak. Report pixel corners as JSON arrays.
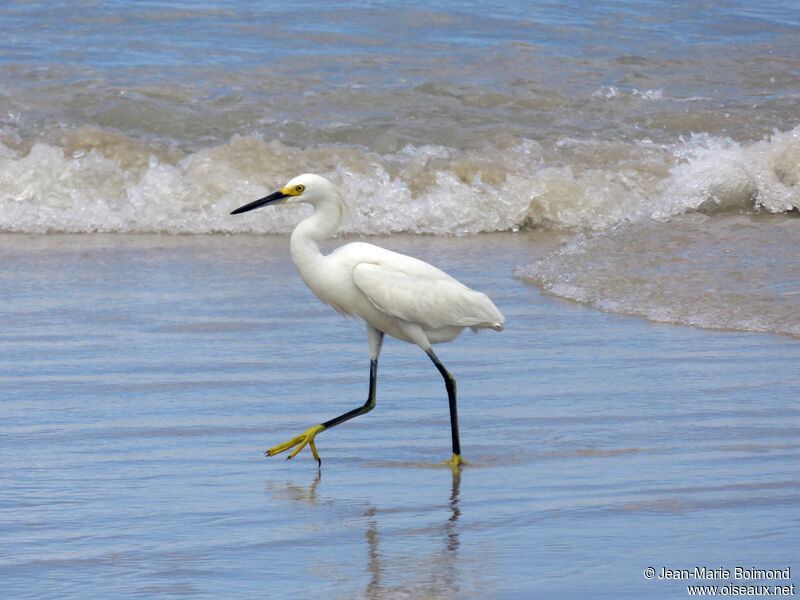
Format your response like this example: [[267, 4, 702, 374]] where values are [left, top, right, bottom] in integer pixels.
[[230, 190, 289, 215]]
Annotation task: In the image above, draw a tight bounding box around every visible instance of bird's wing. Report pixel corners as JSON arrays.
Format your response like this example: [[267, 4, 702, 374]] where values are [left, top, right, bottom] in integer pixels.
[[352, 259, 504, 330]]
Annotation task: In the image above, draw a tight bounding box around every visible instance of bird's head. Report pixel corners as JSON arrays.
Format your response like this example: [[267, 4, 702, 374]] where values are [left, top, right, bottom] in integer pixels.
[[230, 173, 342, 215]]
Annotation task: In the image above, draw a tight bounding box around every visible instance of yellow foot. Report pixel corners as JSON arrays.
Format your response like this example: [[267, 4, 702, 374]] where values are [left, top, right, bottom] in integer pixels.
[[443, 453, 468, 470], [266, 424, 326, 466]]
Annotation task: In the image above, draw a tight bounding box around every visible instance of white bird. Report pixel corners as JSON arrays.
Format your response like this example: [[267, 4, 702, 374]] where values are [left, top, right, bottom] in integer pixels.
[[231, 173, 505, 468]]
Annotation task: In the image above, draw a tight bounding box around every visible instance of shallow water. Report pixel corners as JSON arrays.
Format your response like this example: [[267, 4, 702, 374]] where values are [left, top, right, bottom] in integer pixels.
[[1, 234, 798, 599]]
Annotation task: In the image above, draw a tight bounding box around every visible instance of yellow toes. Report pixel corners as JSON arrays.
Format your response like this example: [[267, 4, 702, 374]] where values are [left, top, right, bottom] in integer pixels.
[[287, 436, 310, 460], [444, 453, 468, 470], [308, 439, 321, 464], [267, 426, 464, 470], [266, 432, 304, 456], [266, 424, 325, 464]]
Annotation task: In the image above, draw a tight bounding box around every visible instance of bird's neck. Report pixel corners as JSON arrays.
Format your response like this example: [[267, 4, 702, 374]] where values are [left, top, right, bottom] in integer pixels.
[[290, 197, 344, 273]]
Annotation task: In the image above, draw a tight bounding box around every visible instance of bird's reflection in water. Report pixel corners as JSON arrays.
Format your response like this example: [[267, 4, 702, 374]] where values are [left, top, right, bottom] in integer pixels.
[[445, 467, 462, 554], [363, 506, 381, 598], [267, 468, 465, 599], [363, 468, 463, 600], [266, 471, 322, 505]]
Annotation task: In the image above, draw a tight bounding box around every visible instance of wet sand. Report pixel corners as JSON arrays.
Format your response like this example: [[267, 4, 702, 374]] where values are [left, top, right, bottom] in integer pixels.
[[1, 233, 798, 599]]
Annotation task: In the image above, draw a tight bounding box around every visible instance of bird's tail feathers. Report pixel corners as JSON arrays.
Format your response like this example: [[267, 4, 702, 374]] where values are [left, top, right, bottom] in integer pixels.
[[470, 322, 504, 333]]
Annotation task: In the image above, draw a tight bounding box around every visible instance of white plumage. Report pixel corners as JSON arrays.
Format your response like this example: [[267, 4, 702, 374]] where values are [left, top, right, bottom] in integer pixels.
[[231, 173, 505, 467], [353, 255, 504, 332]]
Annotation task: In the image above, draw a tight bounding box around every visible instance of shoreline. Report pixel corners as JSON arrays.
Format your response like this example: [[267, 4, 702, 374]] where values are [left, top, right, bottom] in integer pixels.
[[3, 227, 797, 341]]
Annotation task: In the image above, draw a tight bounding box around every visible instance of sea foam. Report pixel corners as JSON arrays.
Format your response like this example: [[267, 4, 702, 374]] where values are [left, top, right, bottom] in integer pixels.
[[0, 125, 797, 235]]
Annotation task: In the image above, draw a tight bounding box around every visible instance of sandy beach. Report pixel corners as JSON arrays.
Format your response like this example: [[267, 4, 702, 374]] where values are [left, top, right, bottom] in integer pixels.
[[1, 232, 797, 599]]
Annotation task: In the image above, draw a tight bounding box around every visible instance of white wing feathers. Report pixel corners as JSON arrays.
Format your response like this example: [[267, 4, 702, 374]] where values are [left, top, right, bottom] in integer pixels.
[[352, 259, 504, 331]]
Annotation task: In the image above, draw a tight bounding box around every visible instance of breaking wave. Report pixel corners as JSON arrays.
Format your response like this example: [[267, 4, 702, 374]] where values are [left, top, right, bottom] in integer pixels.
[[514, 213, 800, 338], [0, 125, 797, 235]]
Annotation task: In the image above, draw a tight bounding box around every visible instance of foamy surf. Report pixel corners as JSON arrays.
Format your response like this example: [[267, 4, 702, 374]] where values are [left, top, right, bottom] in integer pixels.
[[510, 127, 800, 339], [515, 213, 800, 338], [1, 125, 798, 235]]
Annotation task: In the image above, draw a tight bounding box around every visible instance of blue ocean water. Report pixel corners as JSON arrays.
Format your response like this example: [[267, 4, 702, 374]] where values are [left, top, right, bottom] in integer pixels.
[[3, 0, 799, 70], [0, 5, 799, 597], [3, 0, 799, 134]]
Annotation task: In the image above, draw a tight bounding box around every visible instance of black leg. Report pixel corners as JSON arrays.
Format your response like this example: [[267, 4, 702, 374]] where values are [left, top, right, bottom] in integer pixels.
[[321, 357, 378, 430], [266, 330, 384, 466], [426, 348, 461, 460]]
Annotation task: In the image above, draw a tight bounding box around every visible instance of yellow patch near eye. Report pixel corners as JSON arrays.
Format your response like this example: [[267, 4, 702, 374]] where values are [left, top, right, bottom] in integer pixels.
[[282, 184, 305, 196]]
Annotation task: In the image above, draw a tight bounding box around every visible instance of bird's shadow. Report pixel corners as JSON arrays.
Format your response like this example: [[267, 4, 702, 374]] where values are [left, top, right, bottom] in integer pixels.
[[266, 468, 464, 598]]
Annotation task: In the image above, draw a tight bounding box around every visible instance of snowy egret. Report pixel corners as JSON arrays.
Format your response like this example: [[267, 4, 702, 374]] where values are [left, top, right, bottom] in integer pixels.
[[231, 174, 505, 468]]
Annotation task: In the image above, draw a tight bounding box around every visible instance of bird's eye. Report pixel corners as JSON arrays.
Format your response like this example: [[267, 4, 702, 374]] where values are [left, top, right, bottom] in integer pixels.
[[295, 185, 305, 193]]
